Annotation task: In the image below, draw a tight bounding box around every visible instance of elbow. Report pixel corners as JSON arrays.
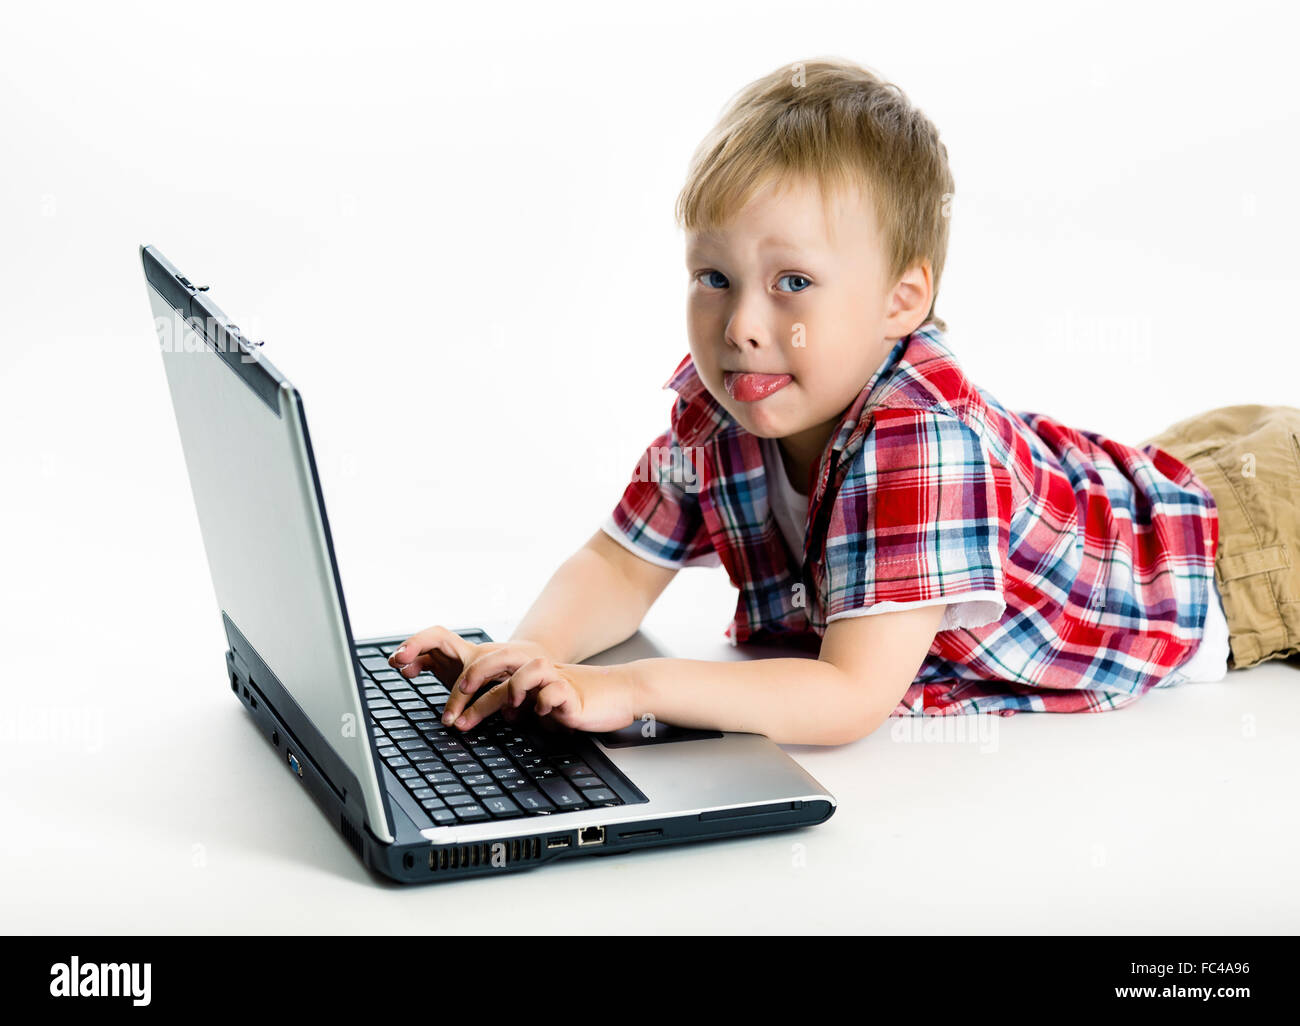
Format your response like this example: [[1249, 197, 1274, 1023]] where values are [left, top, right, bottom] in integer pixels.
[[825, 697, 893, 746], [798, 711, 881, 747]]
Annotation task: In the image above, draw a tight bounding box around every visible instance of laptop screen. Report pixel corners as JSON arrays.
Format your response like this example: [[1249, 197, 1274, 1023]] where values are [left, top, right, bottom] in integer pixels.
[[143, 246, 393, 843]]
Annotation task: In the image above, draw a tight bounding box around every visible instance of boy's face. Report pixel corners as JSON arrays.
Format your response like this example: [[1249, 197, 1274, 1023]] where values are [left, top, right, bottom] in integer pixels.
[[685, 173, 924, 472]]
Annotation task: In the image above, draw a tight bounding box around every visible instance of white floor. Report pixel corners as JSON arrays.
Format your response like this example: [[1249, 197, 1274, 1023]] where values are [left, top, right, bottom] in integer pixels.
[[5, 565, 1297, 934]]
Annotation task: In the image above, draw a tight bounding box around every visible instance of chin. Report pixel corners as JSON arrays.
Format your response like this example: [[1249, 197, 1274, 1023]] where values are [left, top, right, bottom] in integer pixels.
[[731, 404, 789, 438]]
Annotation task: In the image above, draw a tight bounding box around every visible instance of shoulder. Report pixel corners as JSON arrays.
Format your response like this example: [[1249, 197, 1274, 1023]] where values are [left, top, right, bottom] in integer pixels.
[[868, 325, 984, 423]]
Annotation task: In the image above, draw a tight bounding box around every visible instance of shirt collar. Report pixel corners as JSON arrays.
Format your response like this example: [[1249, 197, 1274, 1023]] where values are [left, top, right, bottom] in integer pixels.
[[662, 327, 926, 451]]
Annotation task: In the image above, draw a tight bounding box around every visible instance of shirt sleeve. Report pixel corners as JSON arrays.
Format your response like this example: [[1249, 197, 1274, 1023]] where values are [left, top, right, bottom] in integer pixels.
[[602, 420, 721, 570], [823, 407, 1014, 631]]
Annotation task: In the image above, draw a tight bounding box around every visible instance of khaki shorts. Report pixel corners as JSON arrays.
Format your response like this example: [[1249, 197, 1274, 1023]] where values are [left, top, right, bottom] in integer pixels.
[[1139, 404, 1300, 670]]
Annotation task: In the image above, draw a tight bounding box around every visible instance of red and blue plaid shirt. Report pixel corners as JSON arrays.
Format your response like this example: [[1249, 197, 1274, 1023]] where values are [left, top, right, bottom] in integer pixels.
[[602, 323, 1220, 716]]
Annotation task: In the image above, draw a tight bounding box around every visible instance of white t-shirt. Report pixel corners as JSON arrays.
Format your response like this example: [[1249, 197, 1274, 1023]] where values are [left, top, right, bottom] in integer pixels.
[[760, 435, 1004, 631], [1157, 574, 1231, 685]]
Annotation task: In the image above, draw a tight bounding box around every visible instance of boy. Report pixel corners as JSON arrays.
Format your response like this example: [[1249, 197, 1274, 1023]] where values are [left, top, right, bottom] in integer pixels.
[[392, 58, 1300, 746]]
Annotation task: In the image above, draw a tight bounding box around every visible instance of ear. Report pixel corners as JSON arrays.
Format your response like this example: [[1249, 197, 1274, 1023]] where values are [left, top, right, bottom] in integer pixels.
[[882, 259, 934, 338]]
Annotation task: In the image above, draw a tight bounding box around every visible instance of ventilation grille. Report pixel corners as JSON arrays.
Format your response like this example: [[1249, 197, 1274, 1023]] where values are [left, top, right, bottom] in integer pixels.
[[428, 836, 542, 872], [340, 816, 364, 858]]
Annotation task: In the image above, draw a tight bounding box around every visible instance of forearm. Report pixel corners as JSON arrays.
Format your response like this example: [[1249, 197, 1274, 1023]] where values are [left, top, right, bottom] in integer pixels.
[[508, 544, 655, 665], [627, 656, 892, 746]]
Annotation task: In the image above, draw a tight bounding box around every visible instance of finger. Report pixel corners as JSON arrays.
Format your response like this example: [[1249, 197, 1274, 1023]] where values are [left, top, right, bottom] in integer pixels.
[[456, 648, 541, 698], [449, 658, 551, 729], [389, 626, 474, 677], [388, 625, 469, 667], [534, 679, 577, 720], [449, 679, 512, 731], [441, 671, 508, 724]]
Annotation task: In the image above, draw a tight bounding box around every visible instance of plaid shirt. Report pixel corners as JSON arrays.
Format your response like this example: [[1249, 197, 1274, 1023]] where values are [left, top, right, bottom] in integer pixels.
[[602, 323, 1219, 716]]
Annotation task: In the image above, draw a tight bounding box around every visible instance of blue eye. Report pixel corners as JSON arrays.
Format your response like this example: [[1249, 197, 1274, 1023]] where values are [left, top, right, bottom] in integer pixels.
[[698, 270, 729, 289], [777, 274, 811, 293]]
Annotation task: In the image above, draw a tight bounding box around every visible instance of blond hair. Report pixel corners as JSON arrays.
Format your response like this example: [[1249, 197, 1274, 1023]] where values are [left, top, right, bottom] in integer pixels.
[[675, 57, 954, 332]]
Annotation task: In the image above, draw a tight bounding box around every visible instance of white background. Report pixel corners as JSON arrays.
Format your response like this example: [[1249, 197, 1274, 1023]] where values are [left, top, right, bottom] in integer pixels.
[[2, 0, 1298, 933]]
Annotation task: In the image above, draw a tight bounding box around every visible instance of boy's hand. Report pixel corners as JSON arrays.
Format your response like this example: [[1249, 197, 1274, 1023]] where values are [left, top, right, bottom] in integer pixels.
[[386, 625, 485, 685], [387, 628, 555, 701], [442, 653, 637, 735]]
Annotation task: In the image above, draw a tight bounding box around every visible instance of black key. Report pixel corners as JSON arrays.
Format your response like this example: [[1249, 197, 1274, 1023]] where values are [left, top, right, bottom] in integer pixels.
[[462, 773, 492, 787], [372, 669, 401, 681], [444, 751, 474, 764], [408, 710, 439, 722], [397, 740, 431, 753], [568, 775, 605, 792], [482, 796, 519, 816], [377, 746, 399, 759], [453, 805, 489, 821], [371, 708, 405, 721], [423, 772, 457, 785], [383, 756, 410, 769], [397, 700, 426, 711], [411, 787, 437, 800], [435, 782, 466, 797], [499, 778, 530, 793], [360, 656, 391, 672], [513, 789, 555, 813], [407, 750, 439, 764], [481, 757, 512, 770], [388, 728, 418, 741], [452, 762, 483, 776], [471, 745, 503, 758], [489, 766, 522, 781], [395, 767, 420, 780], [432, 740, 464, 754], [580, 787, 618, 804], [445, 793, 476, 807], [419, 797, 447, 811], [471, 784, 503, 798], [429, 808, 456, 824], [419, 685, 451, 698], [539, 778, 584, 808], [554, 757, 588, 770], [379, 645, 401, 655], [355, 646, 384, 657]]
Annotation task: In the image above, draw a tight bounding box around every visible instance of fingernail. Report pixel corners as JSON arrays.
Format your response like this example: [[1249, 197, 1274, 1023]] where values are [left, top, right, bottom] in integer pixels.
[[393, 645, 405, 659], [455, 715, 468, 727]]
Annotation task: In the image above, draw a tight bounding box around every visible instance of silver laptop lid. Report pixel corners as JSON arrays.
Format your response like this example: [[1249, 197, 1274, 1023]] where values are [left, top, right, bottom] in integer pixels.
[[142, 245, 394, 843]]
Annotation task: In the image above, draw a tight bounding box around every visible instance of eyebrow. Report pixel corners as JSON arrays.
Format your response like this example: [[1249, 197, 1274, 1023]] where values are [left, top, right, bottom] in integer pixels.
[[757, 235, 809, 251], [686, 235, 815, 258]]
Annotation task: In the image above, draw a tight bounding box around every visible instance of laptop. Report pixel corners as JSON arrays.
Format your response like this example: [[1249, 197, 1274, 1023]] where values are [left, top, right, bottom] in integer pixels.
[[141, 244, 836, 883]]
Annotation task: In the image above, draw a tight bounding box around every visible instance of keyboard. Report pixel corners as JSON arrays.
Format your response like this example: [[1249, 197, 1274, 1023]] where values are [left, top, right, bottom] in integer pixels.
[[355, 643, 627, 826]]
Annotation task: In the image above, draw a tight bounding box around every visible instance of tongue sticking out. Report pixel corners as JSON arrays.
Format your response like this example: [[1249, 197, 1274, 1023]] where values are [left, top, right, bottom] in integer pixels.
[[724, 372, 793, 402]]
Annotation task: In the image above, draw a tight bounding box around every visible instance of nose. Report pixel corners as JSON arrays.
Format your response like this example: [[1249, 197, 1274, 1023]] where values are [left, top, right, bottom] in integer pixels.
[[723, 289, 773, 352]]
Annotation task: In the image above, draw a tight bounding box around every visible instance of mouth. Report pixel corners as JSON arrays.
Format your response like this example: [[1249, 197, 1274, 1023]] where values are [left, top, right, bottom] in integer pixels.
[[723, 371, 794, 402]]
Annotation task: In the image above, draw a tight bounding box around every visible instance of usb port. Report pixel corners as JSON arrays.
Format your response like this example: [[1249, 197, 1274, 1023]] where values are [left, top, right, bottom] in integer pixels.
[[546, 835, 571, 849]]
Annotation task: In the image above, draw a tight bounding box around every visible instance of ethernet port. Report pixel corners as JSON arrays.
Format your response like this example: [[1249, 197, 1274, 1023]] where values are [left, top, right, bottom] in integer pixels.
[[577, 826, 605, 847]]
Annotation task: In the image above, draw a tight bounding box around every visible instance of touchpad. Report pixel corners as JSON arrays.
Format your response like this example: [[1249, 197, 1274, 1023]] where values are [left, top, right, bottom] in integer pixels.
[[595, 721, 724, 748]]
